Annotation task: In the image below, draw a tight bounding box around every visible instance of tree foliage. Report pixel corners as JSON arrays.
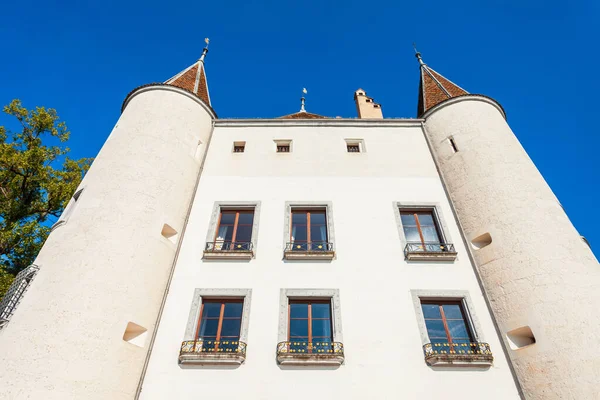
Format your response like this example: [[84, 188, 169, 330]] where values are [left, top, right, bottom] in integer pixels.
[[0, 99, 92, 298]]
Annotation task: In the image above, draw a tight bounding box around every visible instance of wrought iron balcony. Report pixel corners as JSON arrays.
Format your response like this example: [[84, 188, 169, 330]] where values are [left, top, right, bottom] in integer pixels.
[[423, 342, 493, 367], [283, 241, 335, 260], [203, 241, 253, 260], [179, 339, 247, 365], [276, 341, 344, 365], [404, 242, 457, 261]]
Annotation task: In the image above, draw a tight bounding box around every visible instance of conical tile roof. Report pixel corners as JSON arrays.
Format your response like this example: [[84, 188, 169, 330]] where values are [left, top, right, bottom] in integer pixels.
[[417, 56, 468, 117], [165, 58, 210, 106]]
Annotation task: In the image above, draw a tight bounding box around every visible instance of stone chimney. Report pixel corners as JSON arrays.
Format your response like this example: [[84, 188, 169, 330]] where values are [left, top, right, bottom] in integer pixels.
[[354, 88, 383, 119]]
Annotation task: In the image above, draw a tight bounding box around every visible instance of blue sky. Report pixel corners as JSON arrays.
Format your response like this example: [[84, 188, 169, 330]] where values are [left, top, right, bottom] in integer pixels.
[[0, 1, 597, 255]]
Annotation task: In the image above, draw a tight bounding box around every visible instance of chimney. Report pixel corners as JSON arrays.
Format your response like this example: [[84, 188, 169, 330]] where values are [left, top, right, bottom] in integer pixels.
[[354, 89, 383, 119]]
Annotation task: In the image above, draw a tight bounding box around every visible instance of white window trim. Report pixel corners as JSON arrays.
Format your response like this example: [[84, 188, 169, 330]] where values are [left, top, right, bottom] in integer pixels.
[[344, 138, 366, 153]]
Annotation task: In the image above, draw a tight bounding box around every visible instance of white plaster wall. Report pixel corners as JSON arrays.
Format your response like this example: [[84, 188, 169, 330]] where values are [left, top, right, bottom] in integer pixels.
[[0, 87, 213, 399], [423, 97, 600, 399], [141, 122, 520, 399]]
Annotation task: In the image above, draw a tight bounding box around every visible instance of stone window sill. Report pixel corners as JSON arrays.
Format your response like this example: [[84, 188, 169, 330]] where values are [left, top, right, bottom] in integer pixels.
[[277, 353, 344, 366], [406, 251, 458, 262], [203, 250, 253, 261], [283, 251, 335, 261], [423, 342, 493, 368], [179, 340, 247, 365]]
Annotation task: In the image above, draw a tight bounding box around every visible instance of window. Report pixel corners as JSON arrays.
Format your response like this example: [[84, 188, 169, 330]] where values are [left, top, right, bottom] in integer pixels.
[[51, 188, 84, 231], [398, 206, 457, 261], [288, 300, 333, 353], [277, 289, 344, 365], [345, 139, 364, 153], [196, 299, 244, 352], [401, 210, 442, 245], [277, 144, 290, 152], [290, 209, 328, 251], [204, 202, 260, 260], [180, 289, 251, 365], [421, 300, 474, 351], [233, 141, 245, 153], [449, 137, 459, 153], [213, 210, 254, 251], [411, 290, 493, 367], [283, 202, 335, 259]]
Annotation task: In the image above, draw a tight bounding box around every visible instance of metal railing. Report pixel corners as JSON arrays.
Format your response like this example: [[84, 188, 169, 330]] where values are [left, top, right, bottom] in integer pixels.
[[205, 241, 253, 252], [0, 264, 39, 329], [180, 339, 247, 356], [423, 342, 492, 358], [404, 242, 455, 256], [277, 341, 344, 356], [285, 242, 334, 252]]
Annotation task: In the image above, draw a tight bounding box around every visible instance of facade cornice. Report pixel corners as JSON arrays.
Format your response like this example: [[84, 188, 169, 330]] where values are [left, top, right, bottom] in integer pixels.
[[214, 118, 424, 128], [121, 83, 218, 119], [421, 94, 506, 120]]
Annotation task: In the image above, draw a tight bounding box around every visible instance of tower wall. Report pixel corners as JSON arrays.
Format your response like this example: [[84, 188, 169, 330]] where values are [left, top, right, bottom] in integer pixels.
[[423, 96, 600, 398], [0, 86, 214, 399]]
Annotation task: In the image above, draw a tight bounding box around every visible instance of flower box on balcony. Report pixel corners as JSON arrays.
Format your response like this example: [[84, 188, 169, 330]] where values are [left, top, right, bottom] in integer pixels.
[[423, 342, 493, 367], [203, 241, 254, 260], [283, 242, 335, 261], [179, 340, 247, 366], [276, 341, 344, 366]]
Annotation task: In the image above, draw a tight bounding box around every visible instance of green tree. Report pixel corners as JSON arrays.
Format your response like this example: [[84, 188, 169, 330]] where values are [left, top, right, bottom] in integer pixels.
[[0, 100, 92, 299]]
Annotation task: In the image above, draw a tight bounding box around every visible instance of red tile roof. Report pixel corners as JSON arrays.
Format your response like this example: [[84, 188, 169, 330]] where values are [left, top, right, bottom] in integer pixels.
[[417, 64, 468, 117], [277, 111, 329, 119], [165, 61, 210, 106]]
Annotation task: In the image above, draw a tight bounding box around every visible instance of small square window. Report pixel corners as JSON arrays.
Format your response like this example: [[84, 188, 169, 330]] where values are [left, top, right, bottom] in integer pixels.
[[233, 142, 245, 153], [275, 140, 292, 153], [344, 139, 364, 153]]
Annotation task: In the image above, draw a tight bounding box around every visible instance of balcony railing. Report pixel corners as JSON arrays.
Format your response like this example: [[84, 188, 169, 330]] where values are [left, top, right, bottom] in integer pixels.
[[203, 241, 254, 260], [283, 242, 335, 260], [205, 241, 253, 252], [423, 342, 493, 367], [276, 341, 344, 365], [179, 339, 247, 365], [404, 242, 457, 261]]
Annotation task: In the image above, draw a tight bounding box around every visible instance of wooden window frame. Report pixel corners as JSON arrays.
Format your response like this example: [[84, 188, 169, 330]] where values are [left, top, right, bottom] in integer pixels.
[[214, 209, 254, 248], [421, 300, 474, 348], [194, 299, 244, 352], [400, 210, 443, 245], [290, 209, 328, 244], [288, 299, 333, 353]]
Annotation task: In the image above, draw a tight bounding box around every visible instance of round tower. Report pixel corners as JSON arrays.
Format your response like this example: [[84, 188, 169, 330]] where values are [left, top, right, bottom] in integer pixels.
[[417, 54, 600, 398], [0, 48, 215, 399]]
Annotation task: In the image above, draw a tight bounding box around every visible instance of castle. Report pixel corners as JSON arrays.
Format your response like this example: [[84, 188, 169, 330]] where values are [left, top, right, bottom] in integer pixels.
[[0, 43, 598, 399]]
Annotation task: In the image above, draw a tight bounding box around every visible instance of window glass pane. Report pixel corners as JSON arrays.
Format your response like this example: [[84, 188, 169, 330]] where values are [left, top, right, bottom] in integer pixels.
[[292, 225, 307, 241], [421, 304, 441, 319], [292, 212, 307, 224], [235, 225, 252, 242], [310, 212, 326, 225], [424, 319, 447, 339], [216, 225, 233, 241], [199, 319, 219, 337], [401, 213, 416, 226], [223, 302, 243, 318], [421, 226, 440, 242], [403, 226, 421, 242], [311, 303, 331, 319], [417, 213, 435, 226], [447, 319, 470, 339], [310, 225, 327, 242], [442, 304, 463, 320], [311, 319, 332, 339], [220, 319, 242, 337], [289, 319, 309, 337], [202, 302, 222, 318], [237, 212, 254, 225], [220, 212, 236, 225], [290, 303, 308, 318]]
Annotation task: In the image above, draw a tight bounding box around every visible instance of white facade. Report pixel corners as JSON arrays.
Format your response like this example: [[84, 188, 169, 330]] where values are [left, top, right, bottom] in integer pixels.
[[139, 120, 520, 399]]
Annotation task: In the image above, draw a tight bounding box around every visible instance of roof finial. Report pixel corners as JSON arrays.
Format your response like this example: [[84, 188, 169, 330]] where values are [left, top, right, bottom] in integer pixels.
[[413, 42, 425, 66], [300, 88, 307, 112], [199, 38, 210, 62]]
